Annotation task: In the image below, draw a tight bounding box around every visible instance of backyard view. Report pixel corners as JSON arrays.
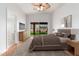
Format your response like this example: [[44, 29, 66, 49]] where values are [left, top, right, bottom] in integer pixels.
[[30, 22, 48, 35]]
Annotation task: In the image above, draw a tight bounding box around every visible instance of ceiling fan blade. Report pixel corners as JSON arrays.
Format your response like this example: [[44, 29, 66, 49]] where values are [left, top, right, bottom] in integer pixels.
[[32, 5, 40, 10], [32, 3, 41, 6], [42, 3, 50, 7], [32, 3, 51, 11]]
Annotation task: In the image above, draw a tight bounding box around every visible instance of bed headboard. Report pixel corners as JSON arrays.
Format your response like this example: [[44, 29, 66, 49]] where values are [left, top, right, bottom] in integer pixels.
[[57, 29, 75, 40], [58, 29, 71, 34]]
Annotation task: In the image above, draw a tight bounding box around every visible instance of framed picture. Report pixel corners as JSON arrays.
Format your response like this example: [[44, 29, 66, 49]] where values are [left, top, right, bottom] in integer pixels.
[[64, 15, 72, 27]]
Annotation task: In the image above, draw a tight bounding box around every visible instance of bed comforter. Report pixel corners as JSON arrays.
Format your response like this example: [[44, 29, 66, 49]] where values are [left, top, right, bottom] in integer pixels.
[[29, 34, 67, 51]]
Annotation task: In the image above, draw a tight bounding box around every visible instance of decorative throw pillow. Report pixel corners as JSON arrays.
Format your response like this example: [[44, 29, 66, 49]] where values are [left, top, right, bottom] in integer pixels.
[[56, 32, 64, 37]]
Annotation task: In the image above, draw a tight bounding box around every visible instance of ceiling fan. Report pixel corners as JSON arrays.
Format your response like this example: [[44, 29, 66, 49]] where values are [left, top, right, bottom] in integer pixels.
[[32, 3, 50, 11]]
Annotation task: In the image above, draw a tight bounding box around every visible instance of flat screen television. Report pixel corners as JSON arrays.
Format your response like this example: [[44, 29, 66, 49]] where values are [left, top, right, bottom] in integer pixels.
[[19, 23, 25, 30]]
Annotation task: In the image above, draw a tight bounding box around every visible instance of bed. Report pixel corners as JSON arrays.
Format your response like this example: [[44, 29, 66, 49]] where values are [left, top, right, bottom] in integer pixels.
[[29, 34, 68, 51]]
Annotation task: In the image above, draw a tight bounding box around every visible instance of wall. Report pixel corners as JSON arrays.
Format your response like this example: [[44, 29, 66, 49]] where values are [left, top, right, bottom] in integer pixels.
[[53, 3, 79, 40], [0, 6, 7, 54], [26, 13, 53, 36], [0, 3, 26, 54], [53, 3, 79, 29]]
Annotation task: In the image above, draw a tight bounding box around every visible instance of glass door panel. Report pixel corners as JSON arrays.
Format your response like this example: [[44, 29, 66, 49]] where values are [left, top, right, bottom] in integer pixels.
[[30, 22, 48, 36]]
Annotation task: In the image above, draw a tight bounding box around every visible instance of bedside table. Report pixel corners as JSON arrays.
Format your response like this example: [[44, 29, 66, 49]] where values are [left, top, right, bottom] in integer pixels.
[[65, 40, 79, 56]]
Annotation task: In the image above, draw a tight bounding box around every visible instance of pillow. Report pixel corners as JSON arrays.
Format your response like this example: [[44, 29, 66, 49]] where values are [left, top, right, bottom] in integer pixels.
[[63, 33, 70, 38], [59, 37, 69, 43], [56, 32, 64, 37]]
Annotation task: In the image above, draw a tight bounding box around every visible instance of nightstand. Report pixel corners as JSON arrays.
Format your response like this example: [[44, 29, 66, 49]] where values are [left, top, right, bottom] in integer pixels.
[[65, 40, 79, 56]]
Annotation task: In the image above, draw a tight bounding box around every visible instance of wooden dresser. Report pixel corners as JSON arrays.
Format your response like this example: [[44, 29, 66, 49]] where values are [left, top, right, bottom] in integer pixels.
[[19, 31, 26, 42], [65, 40, 79, 56]]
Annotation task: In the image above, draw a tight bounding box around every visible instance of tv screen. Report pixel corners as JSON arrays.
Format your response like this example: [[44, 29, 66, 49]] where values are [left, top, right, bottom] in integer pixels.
[[19, 23, 25, 30]]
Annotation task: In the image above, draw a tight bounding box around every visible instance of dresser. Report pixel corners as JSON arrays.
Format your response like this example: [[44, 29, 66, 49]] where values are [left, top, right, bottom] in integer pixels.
[[19, 31, 26, 42], [65, 40, 79, 56]]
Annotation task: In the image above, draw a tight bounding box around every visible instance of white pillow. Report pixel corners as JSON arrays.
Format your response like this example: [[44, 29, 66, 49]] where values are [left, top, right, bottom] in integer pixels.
[[59, 37, 69, 43]]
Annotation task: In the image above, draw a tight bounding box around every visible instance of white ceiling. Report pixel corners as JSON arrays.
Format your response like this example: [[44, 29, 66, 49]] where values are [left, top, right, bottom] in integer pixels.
[[17, 3, 64, 14]]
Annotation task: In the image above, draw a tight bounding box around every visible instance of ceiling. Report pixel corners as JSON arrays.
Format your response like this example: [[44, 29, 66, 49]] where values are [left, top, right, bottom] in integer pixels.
[[17, 3, 64, 14]]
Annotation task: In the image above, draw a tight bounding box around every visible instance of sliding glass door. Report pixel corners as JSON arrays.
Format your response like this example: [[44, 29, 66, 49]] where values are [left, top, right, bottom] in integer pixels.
[[30, 22, 48, 35]]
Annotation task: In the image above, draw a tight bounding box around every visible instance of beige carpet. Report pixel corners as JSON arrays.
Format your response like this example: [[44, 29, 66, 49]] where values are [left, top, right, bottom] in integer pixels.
[[11, 37, 69, 56]]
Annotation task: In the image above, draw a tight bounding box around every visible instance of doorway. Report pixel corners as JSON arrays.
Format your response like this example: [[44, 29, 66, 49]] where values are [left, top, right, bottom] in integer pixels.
[[30, 22, 48, 35]]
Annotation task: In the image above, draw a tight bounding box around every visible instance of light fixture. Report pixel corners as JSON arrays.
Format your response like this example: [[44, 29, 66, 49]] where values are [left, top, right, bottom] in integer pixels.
[[61, 24, 65, 28], [40, 6, 43, 11], [37, 7, 40, 10], [32, 3, 50, 11]]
